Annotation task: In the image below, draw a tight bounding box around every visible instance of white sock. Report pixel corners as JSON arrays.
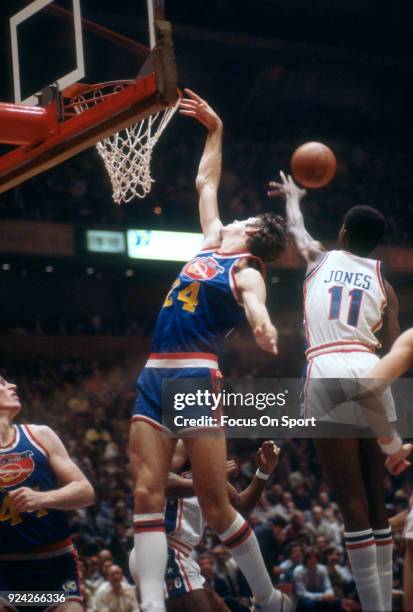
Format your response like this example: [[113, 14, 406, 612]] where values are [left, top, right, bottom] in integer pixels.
[[133, 513, 167, 612], [345, 528, 383, 612], [373, 527, 393, 612], [218, 512, 277, 606]]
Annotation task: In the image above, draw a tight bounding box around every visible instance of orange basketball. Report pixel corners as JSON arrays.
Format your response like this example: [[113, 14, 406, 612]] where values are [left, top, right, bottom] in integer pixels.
[[291, 142, 336, 188]]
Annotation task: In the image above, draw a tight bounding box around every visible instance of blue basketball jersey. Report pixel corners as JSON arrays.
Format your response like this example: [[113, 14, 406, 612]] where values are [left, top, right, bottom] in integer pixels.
[[0, 424, 71, 555], [152, 248, 262, 355]]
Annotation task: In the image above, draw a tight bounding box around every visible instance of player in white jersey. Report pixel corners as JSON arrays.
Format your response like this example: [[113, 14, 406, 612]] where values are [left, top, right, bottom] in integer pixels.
[[268, 172, 402, 612], [130, 441, 283, 612]]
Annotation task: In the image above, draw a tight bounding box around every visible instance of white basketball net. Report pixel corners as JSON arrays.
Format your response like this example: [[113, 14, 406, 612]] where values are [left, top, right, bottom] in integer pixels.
[[73, 85, 180, 204]]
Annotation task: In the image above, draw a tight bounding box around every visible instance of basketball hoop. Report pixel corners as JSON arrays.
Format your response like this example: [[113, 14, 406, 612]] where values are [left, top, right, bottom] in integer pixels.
[[71, 81, 180, 204]]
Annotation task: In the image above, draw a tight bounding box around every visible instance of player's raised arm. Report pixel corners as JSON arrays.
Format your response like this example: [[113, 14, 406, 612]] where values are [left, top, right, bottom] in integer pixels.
[[179, 88, 223, 247], [235, 266, 278, 354], [9, 425, 95, 512], [227, 441, 280, 518], [268, 171, 324, 270], [358, 329, 413, 475]]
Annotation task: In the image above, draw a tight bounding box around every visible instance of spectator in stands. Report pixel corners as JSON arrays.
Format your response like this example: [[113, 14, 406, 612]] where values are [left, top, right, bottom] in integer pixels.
[[273, 491, 296, 521], [274, 542, 304, 585], [212, 545, 252, 608], [325, 546, 354, 595], [198, 553, 231, 612], [293, 549, 341, 611], [307, 506, 335, 543], [254, 515, 287, 578], [93, 564, 140, 612], [285, 511, 310, 542], [315, 534, 329, 564], [293, 484, 312, 511]]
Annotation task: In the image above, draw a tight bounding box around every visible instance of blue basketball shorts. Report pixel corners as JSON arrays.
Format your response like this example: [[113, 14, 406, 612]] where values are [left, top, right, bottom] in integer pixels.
[[0, 549, 82, 611], [132, 352, 222, 433]]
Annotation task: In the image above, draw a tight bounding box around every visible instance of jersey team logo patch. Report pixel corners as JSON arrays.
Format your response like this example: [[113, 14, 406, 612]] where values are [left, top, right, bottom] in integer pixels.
[[0, 451, 35, 488], [182, 257, 224, 281]]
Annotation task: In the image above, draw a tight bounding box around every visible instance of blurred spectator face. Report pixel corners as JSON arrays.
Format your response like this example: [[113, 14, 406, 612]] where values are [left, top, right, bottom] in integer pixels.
[[298, 534, 312, 553], [212, 545, 230, 565], [324, 508, 334, 521], [318, 491, 330, 507], [89, 556, 99, 575], [271, 524, 286, 543], [282, 492, 293, 507], [315, 535, 327, 552], [291, 545, 303, 564], [326, 548, 340, 565], [77, 557, 89, 581], [199, 555, 215, 580], [101, 559, 113, 579], [248, 513, 261, 528], [272, 484, 283, 498], [114, 501, 127, 519], [305, 553, 318, 570], [98, 549, 113, 564], [108, 565, 124, 589], [291, 511, 306, 527], [312, 506, 323, 523]]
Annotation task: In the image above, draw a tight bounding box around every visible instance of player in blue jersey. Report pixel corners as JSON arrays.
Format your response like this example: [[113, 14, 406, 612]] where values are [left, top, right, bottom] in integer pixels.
[[129, 90, 289, 612], [0, 377, 95, 612]]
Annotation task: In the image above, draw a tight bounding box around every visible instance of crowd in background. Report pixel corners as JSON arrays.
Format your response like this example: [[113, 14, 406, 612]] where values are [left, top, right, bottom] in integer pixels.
[[1, 130, 413, 247], [4, 356, 411, 611]]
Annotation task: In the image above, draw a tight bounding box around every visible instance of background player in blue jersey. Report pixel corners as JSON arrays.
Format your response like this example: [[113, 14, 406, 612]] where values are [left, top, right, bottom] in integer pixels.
[[0, 376, 95, 612], [130, 90, 289, 612]]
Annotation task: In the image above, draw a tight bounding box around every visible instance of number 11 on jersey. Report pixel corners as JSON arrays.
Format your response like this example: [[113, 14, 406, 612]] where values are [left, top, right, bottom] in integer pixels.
[[328, 286, 364, 327]]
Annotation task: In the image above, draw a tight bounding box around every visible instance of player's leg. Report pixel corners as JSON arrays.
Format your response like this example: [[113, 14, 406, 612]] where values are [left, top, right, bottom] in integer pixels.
[[403, 509, 413, 612], [359, 438, 392, 611], [130, 420, 176, 612], [184, 434, 287, 611], [404, 539, 413, 612], [166, 590, 214, 612], [315, 438, 383, 612]]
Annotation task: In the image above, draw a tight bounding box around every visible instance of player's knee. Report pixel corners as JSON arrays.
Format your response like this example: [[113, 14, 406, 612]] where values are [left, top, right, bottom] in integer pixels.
[[198, 491, 232, 530], [133, 482, 164, 513]]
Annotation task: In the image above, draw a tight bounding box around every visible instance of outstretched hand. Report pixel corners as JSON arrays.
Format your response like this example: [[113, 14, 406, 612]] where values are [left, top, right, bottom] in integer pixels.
[[254, 321, 278, 355], [268, 171, 306, 201], [179, 88, 222, 132], [257, 441, 280, 475], [385, 443, 413, 475]]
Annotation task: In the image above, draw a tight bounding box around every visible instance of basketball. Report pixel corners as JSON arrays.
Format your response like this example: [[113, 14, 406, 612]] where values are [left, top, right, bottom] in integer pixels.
[[291, 142, 337, 188]]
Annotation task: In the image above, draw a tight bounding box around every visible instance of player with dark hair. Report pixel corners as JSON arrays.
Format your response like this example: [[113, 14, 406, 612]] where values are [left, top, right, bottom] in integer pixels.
[[341, 206, 387, 256], [0, 377, 95, 612], [129, 90, 289, 612], [268, 173, 402, 612]]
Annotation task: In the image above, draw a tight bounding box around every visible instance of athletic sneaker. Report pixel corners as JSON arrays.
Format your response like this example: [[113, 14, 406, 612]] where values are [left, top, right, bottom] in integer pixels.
[[254, 591, 291, 612]]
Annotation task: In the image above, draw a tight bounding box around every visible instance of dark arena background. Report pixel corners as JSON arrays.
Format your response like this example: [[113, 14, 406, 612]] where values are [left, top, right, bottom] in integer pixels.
[[0, 1, 412, 611]]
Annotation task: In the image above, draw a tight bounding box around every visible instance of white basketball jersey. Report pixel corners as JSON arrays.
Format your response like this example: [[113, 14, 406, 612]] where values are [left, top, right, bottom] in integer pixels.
[[304, 250, 387, 360], [166, 472, 204, 556]]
